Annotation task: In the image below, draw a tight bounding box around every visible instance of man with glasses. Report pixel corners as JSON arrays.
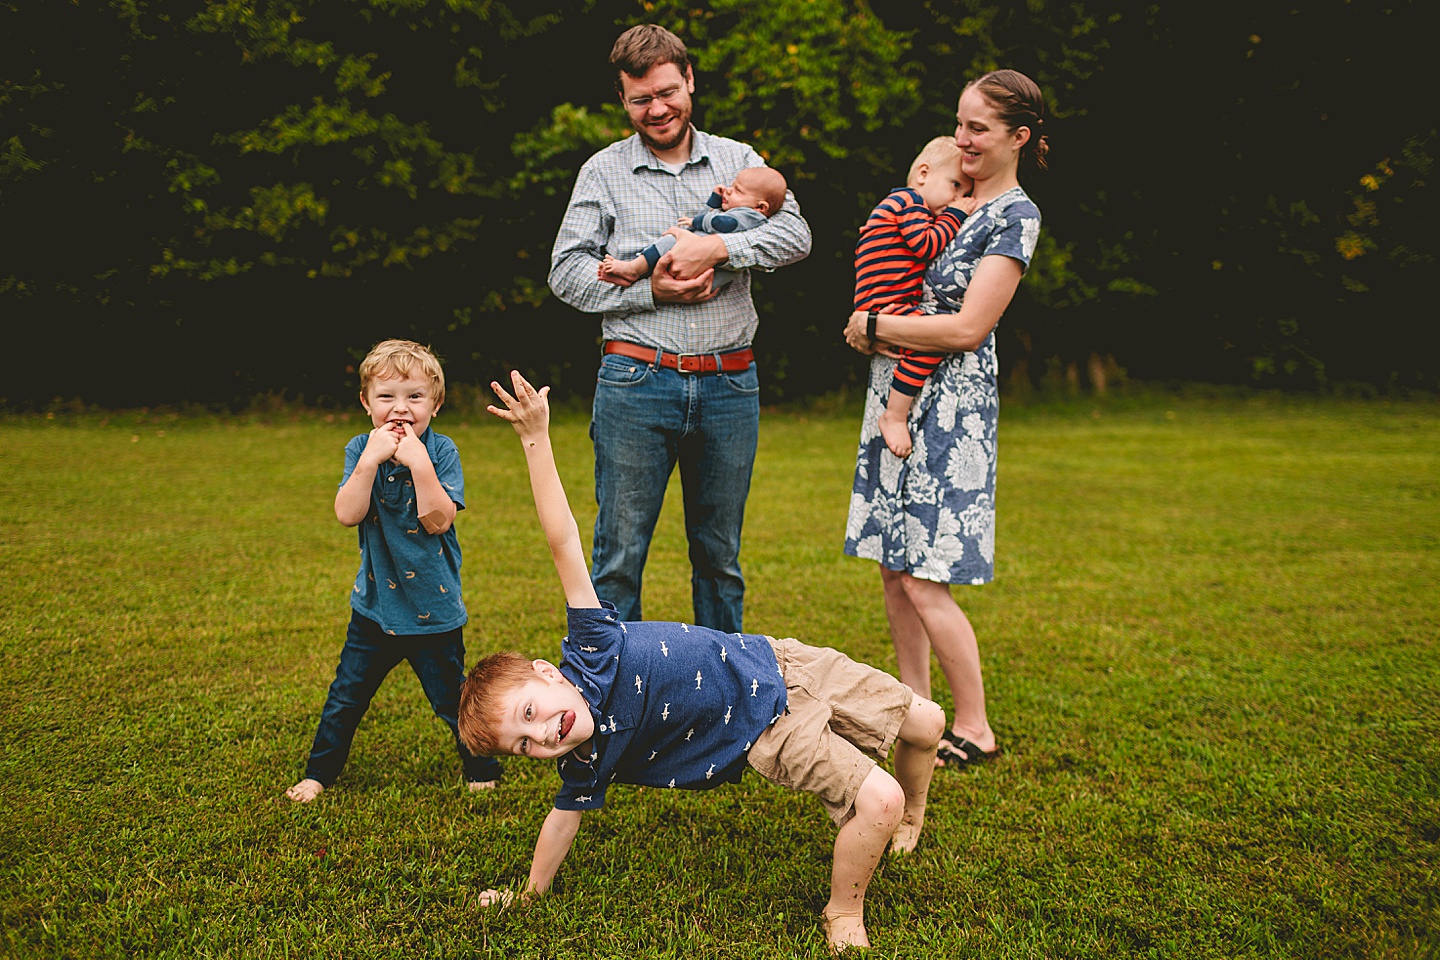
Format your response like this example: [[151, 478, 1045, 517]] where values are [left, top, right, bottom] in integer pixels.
[[548, 24, 811, 633]]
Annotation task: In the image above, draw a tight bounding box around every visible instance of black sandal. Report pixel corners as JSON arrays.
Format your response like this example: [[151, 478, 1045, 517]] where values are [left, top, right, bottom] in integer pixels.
[[936, 733, 1000, 768]]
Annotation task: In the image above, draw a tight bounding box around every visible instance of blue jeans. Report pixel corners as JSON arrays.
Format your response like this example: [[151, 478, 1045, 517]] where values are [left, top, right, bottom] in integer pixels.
[[590, 352, 760, 632], [304, 611, 503, 786]]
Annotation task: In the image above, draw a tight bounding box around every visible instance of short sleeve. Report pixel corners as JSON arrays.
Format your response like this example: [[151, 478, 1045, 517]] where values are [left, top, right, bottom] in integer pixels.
[[554, 761, 608, 811], [340, 435, 366, 487], [561, 603, 624, 709], [981, 201, 1043, 273], [431, 436, 466, 510]]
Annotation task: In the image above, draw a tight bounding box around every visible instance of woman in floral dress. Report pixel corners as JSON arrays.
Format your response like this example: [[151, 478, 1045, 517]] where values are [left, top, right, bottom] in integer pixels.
[[843, 70, 1048, 767]]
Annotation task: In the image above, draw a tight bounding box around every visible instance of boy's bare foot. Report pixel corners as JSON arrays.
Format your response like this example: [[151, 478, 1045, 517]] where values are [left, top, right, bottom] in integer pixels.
[[285, 778, 324, 803], [888, 811, 924, 854], [598, 254, 645, 286], [822, 909, 870, 953], [877, 410, 913, 459], [467, 779, 498, 792]]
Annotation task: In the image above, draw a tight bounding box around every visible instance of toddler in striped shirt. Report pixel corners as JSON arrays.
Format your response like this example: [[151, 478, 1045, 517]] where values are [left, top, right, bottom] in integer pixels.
[[854, 138, 977, 458]]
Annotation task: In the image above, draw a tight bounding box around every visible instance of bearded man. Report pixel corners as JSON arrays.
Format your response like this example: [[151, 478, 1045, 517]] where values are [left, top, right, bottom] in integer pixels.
[[548, 24, 811, 633]]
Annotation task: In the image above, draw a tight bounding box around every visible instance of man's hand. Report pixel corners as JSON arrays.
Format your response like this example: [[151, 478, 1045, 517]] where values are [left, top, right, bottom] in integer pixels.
[[487, 370, 551, 444], [662, 230, 727, 281], [651, 256, 716, 304]]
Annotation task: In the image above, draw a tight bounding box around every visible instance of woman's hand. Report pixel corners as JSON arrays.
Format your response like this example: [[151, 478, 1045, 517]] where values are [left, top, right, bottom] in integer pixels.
[[844, 311, 902, 358]]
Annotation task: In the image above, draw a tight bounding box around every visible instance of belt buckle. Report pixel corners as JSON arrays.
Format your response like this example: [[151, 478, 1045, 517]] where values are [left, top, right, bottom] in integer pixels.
[[674, 353, 704, 374]]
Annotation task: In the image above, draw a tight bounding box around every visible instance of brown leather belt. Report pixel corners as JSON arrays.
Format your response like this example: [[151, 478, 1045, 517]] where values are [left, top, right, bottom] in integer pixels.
[[603, 340, 754, 374]]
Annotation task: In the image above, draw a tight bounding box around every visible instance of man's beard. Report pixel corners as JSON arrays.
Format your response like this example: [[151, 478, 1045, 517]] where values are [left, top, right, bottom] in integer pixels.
[[635, 103, 692, 153]]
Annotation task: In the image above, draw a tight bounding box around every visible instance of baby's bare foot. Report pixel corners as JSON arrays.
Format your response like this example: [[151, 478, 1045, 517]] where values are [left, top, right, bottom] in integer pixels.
[[598, 254, 644, 286], [822, 909, 870, 953], [878, 412, 913, 459], [285, 778, 324, 803]]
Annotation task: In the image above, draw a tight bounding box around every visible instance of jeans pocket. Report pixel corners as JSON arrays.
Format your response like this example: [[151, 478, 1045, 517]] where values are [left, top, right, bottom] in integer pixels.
[[719, 362, 760, 396], [596, 354, 653, 389]]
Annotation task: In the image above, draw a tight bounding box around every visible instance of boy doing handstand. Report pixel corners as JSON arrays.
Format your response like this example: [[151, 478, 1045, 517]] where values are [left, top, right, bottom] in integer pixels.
[[854, 137, 978, 458], [286, 339, 502, 803], [598, 166, 788, 290], [460, 371, 946, 951]]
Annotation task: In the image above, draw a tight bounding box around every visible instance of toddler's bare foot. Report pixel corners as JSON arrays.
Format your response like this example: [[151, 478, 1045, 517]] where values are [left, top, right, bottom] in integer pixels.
[[598, 254, 644, 286], [467, 779, 498, 792], [285, 778, 324, 803], [822, 909, 870, 953], [889, 810, 924, 854], [877, 410, 913, 459]]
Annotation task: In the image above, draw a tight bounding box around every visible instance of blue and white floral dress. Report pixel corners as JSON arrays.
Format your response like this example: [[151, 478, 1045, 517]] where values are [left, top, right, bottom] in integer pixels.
[[844, 186, 1041, 584]]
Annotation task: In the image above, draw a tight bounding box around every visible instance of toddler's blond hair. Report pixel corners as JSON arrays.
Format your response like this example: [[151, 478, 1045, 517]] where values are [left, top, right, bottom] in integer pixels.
[[907, 137, 963, 185], [357, 339, 446, 407]]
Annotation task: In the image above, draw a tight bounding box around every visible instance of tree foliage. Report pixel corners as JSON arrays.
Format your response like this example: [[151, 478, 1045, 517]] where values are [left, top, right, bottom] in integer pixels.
[[2, 0, 1434, 406]]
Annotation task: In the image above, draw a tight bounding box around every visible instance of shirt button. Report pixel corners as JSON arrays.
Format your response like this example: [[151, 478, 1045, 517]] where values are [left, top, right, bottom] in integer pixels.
[[387, 476, 395, 482]]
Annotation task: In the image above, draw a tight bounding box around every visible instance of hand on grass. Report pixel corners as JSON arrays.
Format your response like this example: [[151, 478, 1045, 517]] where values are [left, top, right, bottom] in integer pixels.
[[476, 888, 518, 909], [487, 371, 551, 445]]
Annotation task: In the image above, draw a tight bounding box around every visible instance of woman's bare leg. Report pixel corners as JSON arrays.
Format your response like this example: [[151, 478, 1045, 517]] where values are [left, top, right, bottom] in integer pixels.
[[897, 573, 995, 752], [880, 566, 931, 697]]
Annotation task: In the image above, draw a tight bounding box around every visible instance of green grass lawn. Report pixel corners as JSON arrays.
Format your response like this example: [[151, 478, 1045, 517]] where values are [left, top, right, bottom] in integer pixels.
[[2, 395, 1437, 958]]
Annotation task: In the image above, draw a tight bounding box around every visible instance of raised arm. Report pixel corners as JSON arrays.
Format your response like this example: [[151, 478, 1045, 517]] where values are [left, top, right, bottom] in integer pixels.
[[487, 371, 601, 610], [845, 254, 1024, 355]]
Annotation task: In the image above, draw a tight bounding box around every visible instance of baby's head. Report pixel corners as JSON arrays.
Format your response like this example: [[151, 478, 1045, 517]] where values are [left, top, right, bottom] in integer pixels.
[[906, 137, 969, 214], [720, 167, 788, 217], [458, 652, 596, 759]]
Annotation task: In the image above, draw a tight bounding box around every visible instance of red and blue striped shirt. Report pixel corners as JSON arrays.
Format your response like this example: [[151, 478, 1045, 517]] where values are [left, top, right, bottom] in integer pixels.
[[853, 187, 967, 314]]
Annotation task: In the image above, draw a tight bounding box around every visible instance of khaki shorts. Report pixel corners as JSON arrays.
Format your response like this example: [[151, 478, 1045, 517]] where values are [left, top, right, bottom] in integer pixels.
[[747, 637, 915, 826]]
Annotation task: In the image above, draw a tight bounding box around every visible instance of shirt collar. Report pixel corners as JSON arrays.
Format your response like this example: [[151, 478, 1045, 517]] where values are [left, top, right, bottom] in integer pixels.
[[627, 126, 709, 172]]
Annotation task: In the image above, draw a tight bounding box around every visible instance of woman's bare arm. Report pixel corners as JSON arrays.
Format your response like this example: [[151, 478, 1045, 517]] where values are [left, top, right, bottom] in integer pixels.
[[845, 255, 1024, 355]]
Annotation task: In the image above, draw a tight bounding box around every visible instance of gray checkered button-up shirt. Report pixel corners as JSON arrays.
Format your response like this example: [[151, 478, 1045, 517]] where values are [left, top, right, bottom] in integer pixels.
[[549, 129, 811, 355]]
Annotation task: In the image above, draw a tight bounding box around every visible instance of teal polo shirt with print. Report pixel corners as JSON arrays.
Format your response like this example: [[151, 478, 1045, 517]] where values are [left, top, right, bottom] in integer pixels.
[[342, 428, 466, 635]]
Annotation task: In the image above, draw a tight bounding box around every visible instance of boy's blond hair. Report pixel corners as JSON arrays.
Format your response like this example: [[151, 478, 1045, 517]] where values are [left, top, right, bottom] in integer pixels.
[[457, 652, 540, 756], [735, 166, 788, 218], [906, 137, 963, 185], [357, 339, 446, 407]]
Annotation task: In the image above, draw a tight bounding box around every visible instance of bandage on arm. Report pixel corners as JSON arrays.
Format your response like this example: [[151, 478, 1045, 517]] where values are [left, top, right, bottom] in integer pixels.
[[420, 509, 450, 535]]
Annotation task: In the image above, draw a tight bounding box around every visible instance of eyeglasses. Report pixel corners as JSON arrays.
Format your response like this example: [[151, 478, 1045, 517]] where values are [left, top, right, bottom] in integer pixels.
[[624, 85, 684, 110]]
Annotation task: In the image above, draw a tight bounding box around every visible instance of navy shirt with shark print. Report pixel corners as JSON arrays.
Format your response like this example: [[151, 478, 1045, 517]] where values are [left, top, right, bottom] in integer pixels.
[[554, 602, 788, 811]]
